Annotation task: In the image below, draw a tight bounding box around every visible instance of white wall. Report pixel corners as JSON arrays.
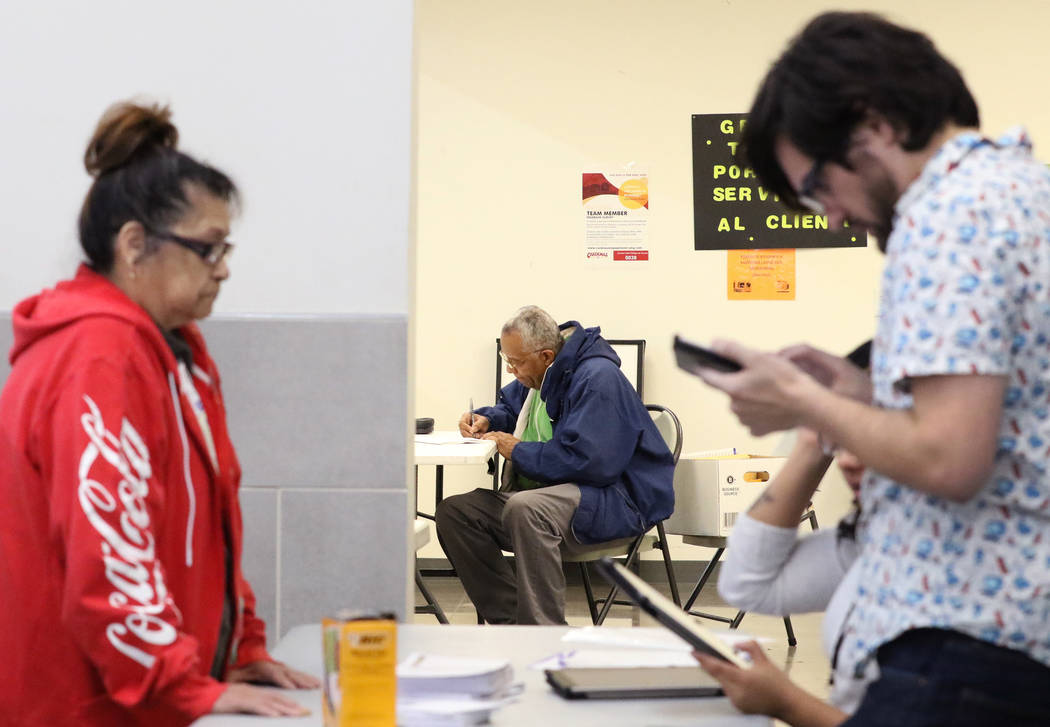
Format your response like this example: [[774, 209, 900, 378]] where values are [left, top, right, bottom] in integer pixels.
[[0, 0, 411, 316], [414, 0, 1050, 559]]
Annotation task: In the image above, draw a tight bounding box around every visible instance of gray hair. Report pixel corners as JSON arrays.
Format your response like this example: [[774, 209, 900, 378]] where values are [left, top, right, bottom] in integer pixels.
[[502, 305, 563, 354]]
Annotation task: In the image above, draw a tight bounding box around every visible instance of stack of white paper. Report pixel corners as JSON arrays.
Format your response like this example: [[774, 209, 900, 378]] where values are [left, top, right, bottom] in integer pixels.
[[399, 696, 518, 727], [397, 653, 518, 726]]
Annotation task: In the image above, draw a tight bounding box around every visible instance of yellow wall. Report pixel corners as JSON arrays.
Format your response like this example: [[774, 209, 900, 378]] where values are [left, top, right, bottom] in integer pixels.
[[414, 0, 1050, 558]]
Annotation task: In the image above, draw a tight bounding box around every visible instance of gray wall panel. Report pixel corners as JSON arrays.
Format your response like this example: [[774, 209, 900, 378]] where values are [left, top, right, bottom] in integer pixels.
[[280, 489, 408, 635], [200, 316, 407, 490], [1, 313, 410, 648], [238, 488, 279, 645]]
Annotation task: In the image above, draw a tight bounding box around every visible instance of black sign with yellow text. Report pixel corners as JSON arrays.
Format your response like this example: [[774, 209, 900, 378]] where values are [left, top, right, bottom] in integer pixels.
[[691, 114, 865, 250]]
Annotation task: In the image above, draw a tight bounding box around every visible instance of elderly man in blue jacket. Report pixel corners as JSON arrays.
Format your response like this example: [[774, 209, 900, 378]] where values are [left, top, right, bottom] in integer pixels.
[[436, 305, 675, 625]]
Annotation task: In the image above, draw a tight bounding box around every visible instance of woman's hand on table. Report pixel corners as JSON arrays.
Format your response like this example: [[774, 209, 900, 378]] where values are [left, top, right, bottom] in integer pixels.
[[228, 659, 321, 689], [211, 683, 310, 717]]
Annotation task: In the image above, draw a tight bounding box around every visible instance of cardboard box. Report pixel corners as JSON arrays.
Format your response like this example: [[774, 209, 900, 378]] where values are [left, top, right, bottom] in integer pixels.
[[664, 455, 787, 537]]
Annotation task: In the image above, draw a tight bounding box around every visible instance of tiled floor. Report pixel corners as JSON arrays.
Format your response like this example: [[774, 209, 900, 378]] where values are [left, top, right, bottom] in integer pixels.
[[414, 568, 832, 720]]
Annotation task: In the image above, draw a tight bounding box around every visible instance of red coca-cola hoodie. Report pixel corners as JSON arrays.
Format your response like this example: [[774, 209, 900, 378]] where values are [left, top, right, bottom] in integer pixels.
[[0, 266, 271, 726]]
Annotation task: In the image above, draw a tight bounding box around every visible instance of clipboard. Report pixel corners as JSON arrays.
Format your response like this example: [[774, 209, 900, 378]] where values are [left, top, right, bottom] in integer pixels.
[[545, 666, 723, 699], [595, 557, 750, 669]]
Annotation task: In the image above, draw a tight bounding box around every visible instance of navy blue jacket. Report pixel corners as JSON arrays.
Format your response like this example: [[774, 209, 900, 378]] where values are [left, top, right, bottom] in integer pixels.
[[477, 322, 674, 545]]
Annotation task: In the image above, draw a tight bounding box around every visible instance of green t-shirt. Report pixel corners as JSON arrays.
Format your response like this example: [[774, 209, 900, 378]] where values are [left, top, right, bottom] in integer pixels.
[[515, 392, 553, 490]]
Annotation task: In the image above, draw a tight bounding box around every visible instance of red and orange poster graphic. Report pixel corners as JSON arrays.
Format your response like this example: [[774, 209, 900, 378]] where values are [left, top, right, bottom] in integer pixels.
[[582, 167, 650, 265], [727, 249, 795, 300]]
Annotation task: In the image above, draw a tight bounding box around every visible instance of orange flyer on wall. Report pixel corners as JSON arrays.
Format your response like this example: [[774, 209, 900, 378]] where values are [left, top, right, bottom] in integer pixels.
[[727, 249, 795, 300]]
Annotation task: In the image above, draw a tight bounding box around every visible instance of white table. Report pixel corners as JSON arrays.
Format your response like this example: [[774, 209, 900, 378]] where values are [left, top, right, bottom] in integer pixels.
[[194, 624, 770, 726], [414, 434, 497, 509], [413, 434, 498, 608]]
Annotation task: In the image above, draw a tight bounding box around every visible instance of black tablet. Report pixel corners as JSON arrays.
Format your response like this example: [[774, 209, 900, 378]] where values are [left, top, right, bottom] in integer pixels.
[[595, 557, 750, 668], [546, 666, 723, 700], [673, 335, 743, 374]]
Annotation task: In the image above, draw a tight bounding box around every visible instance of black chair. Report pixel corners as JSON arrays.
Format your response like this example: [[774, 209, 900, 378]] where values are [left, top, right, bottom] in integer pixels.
[[680, 508, 818, 646], [564, 404, 682, 625]]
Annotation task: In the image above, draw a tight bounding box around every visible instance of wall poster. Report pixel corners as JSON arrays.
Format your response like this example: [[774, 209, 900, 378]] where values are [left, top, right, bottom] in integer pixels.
[[692, 114, 864, 251], [727, 249, 795, 300], [582, 166, 649, 265]]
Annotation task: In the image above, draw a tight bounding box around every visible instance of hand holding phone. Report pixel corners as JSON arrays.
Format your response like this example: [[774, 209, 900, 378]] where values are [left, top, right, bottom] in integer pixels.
[[673, 335, 743, 374]]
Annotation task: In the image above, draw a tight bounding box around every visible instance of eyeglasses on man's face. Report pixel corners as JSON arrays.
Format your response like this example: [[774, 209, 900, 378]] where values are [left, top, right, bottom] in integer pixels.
[[797, 158, 828, 215], [500, 349, 541, 370], [148, 228, 234, 265]]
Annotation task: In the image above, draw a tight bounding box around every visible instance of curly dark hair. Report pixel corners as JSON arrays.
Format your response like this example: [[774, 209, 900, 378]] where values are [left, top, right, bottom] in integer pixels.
[[740, 12, 979, 211]]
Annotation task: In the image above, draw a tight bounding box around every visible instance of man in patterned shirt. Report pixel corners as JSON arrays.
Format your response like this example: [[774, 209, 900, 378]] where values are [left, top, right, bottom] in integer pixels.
[[692, 11, 1050, 727]]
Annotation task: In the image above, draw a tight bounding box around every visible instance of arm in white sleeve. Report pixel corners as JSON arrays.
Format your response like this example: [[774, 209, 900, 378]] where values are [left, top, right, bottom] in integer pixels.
[[717, 512, 848, 616]]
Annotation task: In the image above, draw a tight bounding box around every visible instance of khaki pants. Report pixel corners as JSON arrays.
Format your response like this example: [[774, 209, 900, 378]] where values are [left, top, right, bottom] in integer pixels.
[[435, 484, 632, 625]]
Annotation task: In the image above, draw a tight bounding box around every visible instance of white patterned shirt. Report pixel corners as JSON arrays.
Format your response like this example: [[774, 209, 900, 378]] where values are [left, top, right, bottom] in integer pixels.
[[840, 128, 1050, 675]]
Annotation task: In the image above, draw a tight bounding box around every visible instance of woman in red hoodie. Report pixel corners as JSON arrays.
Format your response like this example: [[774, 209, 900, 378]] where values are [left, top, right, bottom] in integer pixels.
[[0, 101, 318, 725]]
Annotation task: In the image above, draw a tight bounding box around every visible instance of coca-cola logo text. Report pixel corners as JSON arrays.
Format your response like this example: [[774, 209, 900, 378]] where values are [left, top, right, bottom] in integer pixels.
[[78, 395, 177, 668]]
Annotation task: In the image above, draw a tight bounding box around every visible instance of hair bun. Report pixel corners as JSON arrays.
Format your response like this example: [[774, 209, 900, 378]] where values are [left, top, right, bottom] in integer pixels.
[[84, 101, 178, 178]]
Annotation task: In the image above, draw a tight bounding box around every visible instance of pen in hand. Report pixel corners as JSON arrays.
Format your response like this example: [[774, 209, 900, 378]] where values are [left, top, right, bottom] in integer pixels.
[[469, 398, 475, 437]]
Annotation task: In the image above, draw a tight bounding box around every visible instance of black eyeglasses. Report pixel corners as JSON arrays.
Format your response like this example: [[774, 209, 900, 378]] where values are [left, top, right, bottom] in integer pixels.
[[797, 159, 827, 214], [147, 229, 234, 265]]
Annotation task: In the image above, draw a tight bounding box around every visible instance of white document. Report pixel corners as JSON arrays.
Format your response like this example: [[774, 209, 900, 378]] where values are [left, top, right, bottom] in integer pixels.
[[397, 653, 514, 699], [415, 433, 485, 445], [561, 625, 767, 652], [398, 695, 518, 727], [529, 648, 699, 671]]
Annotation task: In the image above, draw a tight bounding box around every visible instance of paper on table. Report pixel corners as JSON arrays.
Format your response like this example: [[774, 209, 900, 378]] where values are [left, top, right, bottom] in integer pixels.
[[529, 648, 699, 671], [397, 652, 514, 699], [398, 653, 510, 679], [415, 433, 485, 445], [398, 695, 519, 727], [561, 626, 768, 652]]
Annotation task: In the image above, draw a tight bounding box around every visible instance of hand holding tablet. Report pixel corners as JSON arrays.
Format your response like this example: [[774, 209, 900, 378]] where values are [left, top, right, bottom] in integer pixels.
[[595, 558, 750, 670], [673, 335, 743, 375]]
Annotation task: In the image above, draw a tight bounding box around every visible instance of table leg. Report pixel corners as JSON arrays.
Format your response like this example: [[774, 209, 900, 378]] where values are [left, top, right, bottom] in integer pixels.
[[422, 463, 457, 577]]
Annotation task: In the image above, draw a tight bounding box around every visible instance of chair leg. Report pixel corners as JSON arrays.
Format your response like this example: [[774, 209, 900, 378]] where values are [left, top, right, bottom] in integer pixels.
[[593, 536, 647, 625], [784, 616, 797, 647], [683, 547, 724, 612], [594, 581, 619, 626], [729, 610, 745, 629], [807, 510, 819, 531], [656, 522, 681, 607], [579, 563, 600, 624], [414, 567, 448, 624]]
